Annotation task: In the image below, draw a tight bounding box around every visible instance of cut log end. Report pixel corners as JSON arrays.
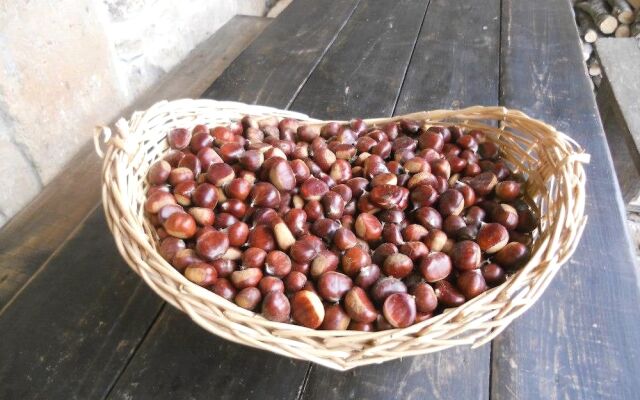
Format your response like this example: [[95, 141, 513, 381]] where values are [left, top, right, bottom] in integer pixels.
[[617, 10, 635, 24], [599, 15, 619, 34], [584, 29, 598, 43], [615, 24, 631, 37]]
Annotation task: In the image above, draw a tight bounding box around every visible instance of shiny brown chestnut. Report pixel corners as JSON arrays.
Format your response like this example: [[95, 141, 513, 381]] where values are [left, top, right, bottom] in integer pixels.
[[317, 271, 353, 302], [320, 304, 351, 330], [235, 287, 262, 310], [412, 282, 438, 314], [344, 287, 378, 323], [419, 252, 453, 282], [477, 222, 509, 253], [451, 240, 481, 271], [262, 291, 291, 322]]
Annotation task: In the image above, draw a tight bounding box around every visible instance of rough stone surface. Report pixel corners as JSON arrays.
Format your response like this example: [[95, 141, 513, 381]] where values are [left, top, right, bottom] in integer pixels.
[[0, 137, 42, 219], [0, 0, 268, 228], [100, 0, 268, 100], [0, 0, 126, 222]]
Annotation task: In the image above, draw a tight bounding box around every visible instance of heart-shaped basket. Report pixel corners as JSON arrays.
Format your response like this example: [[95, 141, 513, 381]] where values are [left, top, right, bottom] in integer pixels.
[[95, 99, 588, 370]]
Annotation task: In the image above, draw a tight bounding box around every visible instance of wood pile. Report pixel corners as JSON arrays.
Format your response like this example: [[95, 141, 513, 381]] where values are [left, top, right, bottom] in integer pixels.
[[573, 0, 640, 90]]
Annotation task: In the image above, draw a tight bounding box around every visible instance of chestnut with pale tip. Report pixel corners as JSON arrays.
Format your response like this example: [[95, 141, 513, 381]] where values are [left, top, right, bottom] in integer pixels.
[[291, 290, 325, 329], [477, 222, 509, 253]]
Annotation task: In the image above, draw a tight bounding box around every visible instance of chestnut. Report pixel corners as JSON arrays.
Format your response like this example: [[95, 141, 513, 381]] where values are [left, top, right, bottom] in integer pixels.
[[247, 224, 276, 251], [235, 287, 262, 310], [249, 182, 281, 208], [289, 239, 319, 263], [412, 282, 438, 313], [372, 242, 398, 266], [230, 268, 263, 289], [258, 276, 285, 295], [168, 128, 191, 149], [310, 249, 340, 278], [399, 241, 429, 261], [284, 271, 307, 293], [341, 246, 371, 277], [413, 207, 442, 230], [206, 163, 235, 187], [225, 178, 252, 201], [192, 183, 218, 208], [210, 278, 237, 301], [333, 227, 357, 250], [383, 293, 416, 328], [262, 291, 291, 322], [423, 229, 447, 252], [456, 270, 488, 299], [321, 191, 346, 220], [434, 280, 465, 307], [369, 185, 410, 210], [355, 264, 381, 289], [173, 249, 202, 271], [403, 224, 429, 242], [482, 263, 506, 285], [184, 262, 218, 286], [148, 160, 171, 185], [159, 237, 186, 261], [291, 290, 325, 329], [469, 172, 498, 196], [419, 252, 452, 282], [264, 250, 292, 278], [344, 287, 378, 323], [242, 247, 267, 269], [145, 191, 177, 213], [320, 304, 351, 330], [196, 230, 230, 261], [354, 213, 383, 242], [451, 240, 481, 271], [317, 271, 353, 302], [269, 158, 296, 191], [189, 207, 215, 226], [491, 203, 519, 231], [210, 259, 235, 278], [348, 321, 374, 332], [410, 184, 439, 207], [495, 180, 521, 201], [371, 277, 408, 304], [300, 177, 329, 201], [163, 212, 197, 239], [494, 242, 530, 270], [477, 223, 509, 253]]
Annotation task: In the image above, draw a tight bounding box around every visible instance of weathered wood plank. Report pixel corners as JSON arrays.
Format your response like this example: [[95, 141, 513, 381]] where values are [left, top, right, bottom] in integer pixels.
[[492, 1, 640, 399], [107, 0, 364, 397], [596, 78, 640, 209], [203, 0, 362, 108], [0, 15, 271, 309], [107, 307, 307, 400], [0, 209, 164, 400], [290, 0, 428, 119], [301, 0, 500, 398], [595, 38, 640, 208]]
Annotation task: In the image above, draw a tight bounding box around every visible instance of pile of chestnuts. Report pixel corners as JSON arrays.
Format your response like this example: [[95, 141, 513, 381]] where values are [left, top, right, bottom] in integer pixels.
[[145, 115, 537, 331]]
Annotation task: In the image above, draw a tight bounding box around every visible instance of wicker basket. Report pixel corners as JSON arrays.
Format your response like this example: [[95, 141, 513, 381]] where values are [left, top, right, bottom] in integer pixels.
[[95, 99, 588, 370]]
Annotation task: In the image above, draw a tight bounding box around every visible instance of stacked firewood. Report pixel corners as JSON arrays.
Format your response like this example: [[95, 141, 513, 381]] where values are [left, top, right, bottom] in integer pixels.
[[574, 0, 640, 90]]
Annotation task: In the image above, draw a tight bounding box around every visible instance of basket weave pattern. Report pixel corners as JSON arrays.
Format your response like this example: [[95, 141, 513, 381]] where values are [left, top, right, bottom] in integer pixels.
[[96, 99, 588, 370]]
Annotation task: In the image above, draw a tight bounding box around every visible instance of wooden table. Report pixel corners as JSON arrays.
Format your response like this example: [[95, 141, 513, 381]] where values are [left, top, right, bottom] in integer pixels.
[[2, 1, 640, 398]]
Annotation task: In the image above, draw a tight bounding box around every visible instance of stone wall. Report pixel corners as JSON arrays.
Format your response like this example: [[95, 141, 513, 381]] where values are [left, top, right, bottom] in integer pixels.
[[0, 0, 267, 227]]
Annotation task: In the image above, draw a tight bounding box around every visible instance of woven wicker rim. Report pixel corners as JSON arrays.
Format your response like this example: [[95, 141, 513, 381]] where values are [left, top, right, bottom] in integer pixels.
[[96, 99, 589, 370]]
